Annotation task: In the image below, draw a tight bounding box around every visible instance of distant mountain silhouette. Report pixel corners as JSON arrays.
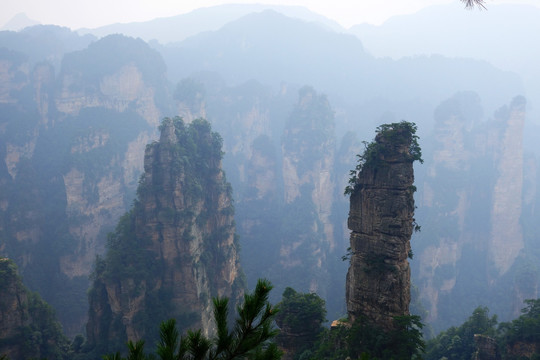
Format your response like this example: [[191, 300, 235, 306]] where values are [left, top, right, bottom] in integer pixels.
[[349, 3, 540, 126], [77, 4, 345, 44], [1, 13, 39, 31], [156, 9, 522, 134]]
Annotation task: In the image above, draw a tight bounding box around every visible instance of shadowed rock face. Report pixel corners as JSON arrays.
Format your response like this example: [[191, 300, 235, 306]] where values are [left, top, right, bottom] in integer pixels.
[[346, 126, 416, 331], [86, 118, 244, 353]]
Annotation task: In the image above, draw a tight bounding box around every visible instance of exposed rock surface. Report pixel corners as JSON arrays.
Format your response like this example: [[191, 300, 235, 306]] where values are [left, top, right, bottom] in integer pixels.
[[473, 334, 500, 360], [86, 118, 244, 353], [346, 123, 417, 331], [280, 86, 335, 294], [0, 34, 166, 335], [415, 94, 528, 330]]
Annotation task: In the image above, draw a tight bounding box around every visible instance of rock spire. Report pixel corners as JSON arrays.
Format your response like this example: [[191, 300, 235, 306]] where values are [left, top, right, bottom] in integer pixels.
[[345, 122, 420, 331], [86, 117, 244, 353]]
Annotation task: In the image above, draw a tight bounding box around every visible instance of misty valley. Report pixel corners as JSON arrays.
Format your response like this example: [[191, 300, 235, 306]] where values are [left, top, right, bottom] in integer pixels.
[[2, 2, 540, 359]]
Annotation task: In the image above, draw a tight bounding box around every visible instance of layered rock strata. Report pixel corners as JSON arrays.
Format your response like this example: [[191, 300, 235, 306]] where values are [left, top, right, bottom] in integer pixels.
[[346, 123, 417, 331], [86, 118, 243, 353]]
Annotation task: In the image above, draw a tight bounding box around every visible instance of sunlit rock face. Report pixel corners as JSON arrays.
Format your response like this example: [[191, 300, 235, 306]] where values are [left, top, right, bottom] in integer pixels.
[[346, 125, 416, 331], [86, 118, 244, 354]]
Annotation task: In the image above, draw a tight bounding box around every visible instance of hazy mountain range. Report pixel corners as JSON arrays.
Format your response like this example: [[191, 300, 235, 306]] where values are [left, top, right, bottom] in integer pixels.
[[1, 0, 540, 345]]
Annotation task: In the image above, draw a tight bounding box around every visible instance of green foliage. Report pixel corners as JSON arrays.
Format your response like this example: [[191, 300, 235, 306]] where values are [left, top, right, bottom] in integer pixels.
[[0, 259, 70, 360], [275, 288, 326, 359], [426, 300, 540, 359], [498, 299, 540, 357], [102, 279, 281, 360], [277, 288, 326, 333], [89, 116, 236, 351], [425, 306, 497, 360], [313, 315, 425, 360], [344, 121, 423, 196]]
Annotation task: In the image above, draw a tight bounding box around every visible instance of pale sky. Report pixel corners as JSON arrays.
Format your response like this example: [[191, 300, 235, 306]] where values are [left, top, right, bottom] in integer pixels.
[[2, 0, 539, 30]]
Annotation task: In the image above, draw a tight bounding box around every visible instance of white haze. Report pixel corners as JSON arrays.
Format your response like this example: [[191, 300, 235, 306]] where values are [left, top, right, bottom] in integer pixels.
[[2, 0, 540, 30]]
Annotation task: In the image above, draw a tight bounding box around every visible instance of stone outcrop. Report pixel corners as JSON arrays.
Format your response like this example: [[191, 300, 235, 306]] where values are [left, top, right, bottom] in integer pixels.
[[346, 122, 418, 331], [86, 118, 244, 353]]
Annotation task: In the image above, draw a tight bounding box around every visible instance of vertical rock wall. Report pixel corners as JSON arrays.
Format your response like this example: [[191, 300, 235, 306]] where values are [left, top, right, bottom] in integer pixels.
[[280, 86, 336, 294], [86, 118, 244, 353], [0, 34, 167, 336], [346, 124, 417, 331], [415, 94, 527, 330]]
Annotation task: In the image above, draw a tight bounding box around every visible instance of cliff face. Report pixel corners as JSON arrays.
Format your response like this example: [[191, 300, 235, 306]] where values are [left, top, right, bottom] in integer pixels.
[[346, 123, 418, 331], [204, 83, 345, 318], [489, 98, 525, 275], [86, 118, 244, 353], [0, 34, 166, 335], [415, 94, 528, 331], [0, 258, 68, 360], [280, 86, 336, 294]]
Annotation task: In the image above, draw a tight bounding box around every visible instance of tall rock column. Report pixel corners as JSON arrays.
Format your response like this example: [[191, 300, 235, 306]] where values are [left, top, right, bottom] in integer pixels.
[[86, 117, 244, 354], [345, 122, 420, 331]]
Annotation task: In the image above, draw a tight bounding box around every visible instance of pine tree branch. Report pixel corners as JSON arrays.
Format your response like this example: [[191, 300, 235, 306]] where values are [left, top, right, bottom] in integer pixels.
[[461, 0, 487, 9]]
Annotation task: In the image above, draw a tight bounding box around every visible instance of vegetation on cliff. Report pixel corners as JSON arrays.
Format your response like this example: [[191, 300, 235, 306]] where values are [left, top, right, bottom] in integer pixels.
[[86, 117, 243, 355], [345, 121, 423, 196], [313, 315, 425, 360], [424, 299, 540, 359], [0, 258, 70, 360], [339, 120, 425, 359]]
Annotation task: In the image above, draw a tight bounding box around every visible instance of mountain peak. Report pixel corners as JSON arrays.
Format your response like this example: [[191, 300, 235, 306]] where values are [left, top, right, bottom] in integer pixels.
[[2, 13, 40, 31]]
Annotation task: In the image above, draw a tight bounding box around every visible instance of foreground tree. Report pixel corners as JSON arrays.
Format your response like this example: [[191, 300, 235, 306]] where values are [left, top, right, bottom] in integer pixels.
[[103, 279, 281, 360], [275, 287, 326, 359]]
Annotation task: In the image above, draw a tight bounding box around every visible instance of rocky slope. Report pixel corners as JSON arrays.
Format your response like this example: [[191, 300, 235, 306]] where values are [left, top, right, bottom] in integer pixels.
[[85, 118, 244, 354], [346, 122, 419, 331]]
